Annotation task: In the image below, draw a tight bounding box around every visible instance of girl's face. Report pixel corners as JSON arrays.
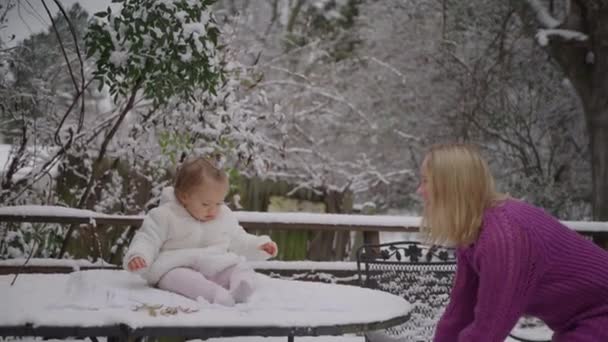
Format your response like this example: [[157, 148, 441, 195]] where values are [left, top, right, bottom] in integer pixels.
[[178, 180, 228, 222], [416, 158, 430, 205]]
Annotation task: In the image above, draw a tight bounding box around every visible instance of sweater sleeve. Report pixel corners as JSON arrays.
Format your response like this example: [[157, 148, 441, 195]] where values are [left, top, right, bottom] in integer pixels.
[[458, 210, 541, 342], [223, 206, 275, 260], [433, 249, 477, 342], [228, 224, 274, 260], [123, 208, 169, 269]]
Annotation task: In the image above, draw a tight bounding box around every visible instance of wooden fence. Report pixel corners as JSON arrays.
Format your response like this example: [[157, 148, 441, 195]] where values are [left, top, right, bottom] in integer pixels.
[[1, 206, 607, 262], [1, 206, 608, 282]]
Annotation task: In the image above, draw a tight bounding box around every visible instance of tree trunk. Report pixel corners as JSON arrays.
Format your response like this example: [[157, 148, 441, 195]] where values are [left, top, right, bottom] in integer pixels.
[[586, 99, 608, 222], [513, 0, 608, 246], [308, 190, 345, 261], [585, 89, 608, 247], [561, 4, 608, 246], [306, 189, 353, 261], [544, 2, 608, 219], [585, 8, 608, 224]]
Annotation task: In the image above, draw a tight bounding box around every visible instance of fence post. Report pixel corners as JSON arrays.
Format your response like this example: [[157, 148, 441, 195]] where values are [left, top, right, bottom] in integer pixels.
[[593, 232, 608, 250]]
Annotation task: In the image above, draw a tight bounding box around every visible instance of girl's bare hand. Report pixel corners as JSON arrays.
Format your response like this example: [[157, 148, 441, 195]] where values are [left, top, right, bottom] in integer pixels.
[[259, 242, 278, 256], [128, 256, 147, 271]]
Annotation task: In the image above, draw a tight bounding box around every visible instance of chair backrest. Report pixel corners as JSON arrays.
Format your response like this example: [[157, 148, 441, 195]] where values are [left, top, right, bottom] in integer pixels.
[[356, 241, 457, 341]]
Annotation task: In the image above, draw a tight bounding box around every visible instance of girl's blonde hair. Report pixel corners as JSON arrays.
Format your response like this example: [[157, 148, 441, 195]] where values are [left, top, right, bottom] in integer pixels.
[[421, 143, 506, 246], [174, 157, 228, 196]]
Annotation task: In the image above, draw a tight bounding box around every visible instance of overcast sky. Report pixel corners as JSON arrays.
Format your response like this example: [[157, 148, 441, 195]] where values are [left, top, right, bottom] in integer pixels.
[[2, 0, 114, 46]]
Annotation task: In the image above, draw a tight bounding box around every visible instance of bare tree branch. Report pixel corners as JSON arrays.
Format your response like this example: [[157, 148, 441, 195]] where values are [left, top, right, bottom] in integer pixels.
[[526, 0, 562, 28], [51, 0, 87, 133], [40, 0, 79, 93], [1, 112, 28, 196], [53, 78, 94, 146], [59, 80, 142, 256]]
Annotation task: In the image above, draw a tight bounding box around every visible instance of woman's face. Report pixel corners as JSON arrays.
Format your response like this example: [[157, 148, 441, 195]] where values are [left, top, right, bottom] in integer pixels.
[[416, 158, 429, 205]]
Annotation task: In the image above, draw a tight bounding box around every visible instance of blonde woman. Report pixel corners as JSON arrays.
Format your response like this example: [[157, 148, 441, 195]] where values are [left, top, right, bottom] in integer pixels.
[[418, 144, 608, 341]]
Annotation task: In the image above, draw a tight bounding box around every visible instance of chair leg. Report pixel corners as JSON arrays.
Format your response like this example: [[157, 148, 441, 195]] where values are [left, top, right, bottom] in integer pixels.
[[287, 334, 294, 342]]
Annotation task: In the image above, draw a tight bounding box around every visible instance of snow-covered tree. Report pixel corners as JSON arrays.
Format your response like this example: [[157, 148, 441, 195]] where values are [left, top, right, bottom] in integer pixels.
[[1, 0, 598, 259], [217, 0, 450, 210], [438, 0, 591, 218], [0, 0, 278, 258], [510, 0, 608, 223]]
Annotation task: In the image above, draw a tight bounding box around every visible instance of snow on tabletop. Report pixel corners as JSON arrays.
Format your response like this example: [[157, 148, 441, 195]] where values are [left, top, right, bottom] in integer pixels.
[[0, 258, 357, 271], [0, 336, 365, 342], [248, 260, 358, 271], [203, 337, 363, 342], [0, 270, 410, 329], [0, 334, 548, 342]]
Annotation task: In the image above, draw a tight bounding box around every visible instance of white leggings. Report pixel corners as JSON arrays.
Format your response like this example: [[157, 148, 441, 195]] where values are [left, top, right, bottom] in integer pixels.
[[157, 264, 256, 306]]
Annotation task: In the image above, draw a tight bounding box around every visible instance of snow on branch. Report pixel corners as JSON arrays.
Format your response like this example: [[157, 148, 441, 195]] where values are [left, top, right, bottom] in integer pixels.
[[526, 0, 561, 28], [535, 29, 588, 46]]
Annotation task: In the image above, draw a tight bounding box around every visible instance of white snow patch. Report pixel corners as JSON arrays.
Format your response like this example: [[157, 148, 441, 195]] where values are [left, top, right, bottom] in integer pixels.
[[535, 29, 588, 47]]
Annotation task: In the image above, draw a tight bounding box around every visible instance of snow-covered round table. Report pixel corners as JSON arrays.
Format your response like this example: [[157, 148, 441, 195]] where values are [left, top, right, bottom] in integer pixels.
[[0, 270, 410, 341]]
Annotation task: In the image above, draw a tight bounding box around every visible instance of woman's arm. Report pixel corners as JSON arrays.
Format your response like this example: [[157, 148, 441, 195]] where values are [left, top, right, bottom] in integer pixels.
[[433, 249, 477, 341]]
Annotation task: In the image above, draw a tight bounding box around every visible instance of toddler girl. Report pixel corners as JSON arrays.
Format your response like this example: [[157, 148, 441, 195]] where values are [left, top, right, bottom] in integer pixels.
[[124, 157, 277, 306]]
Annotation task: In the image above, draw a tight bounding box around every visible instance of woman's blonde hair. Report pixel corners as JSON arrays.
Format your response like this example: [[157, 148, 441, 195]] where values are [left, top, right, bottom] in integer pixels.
[[421, 143, 506, 246], [174, 157, 228, 196]]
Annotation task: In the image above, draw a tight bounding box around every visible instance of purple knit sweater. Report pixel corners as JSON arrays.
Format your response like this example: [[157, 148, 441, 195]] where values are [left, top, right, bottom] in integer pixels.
[[433, 199, 608, 341]]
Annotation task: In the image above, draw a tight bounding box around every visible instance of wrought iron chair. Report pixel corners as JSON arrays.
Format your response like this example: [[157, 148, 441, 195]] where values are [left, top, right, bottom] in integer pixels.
[[356, 241, 457, 341], [356, 240, 552, 342]]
